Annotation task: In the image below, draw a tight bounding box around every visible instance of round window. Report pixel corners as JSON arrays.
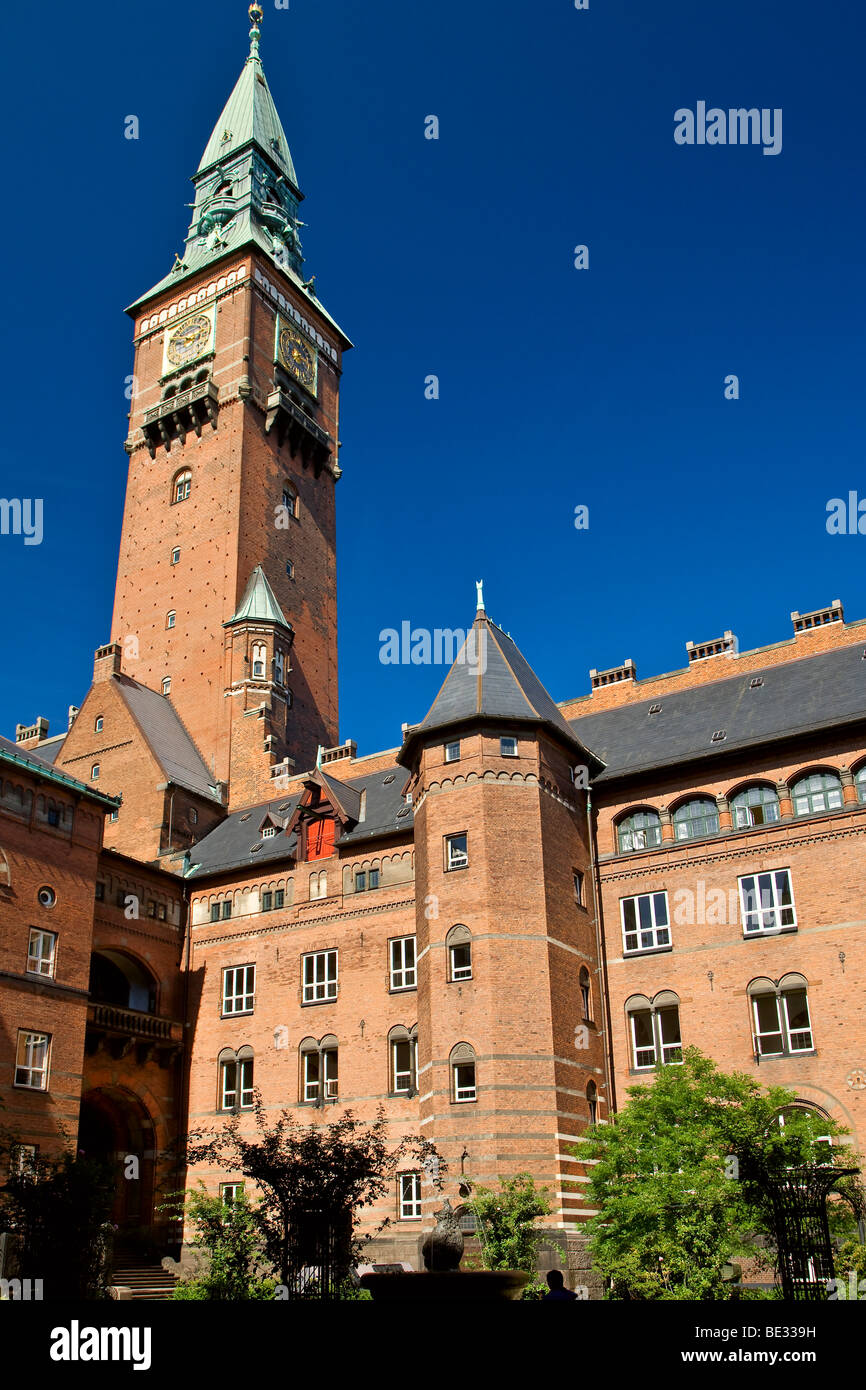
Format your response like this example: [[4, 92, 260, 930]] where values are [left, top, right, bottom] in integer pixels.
[[37, 885, 56, 909]]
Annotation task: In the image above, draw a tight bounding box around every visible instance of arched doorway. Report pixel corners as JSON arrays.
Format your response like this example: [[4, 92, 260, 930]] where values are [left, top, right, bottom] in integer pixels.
[[78, 1087, 157, 1253]]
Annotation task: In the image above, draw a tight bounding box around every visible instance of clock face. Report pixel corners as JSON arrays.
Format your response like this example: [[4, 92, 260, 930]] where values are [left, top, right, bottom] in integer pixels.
[[166, 313, 213, 368], [277, 321, 318, 393]]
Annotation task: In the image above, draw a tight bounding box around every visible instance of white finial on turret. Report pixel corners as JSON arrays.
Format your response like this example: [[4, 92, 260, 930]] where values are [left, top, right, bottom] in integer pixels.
[[475, 579, 485, 614]]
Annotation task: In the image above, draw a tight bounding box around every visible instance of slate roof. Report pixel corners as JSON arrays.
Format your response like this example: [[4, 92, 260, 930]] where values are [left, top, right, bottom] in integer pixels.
[[570, 642, 866, 782], [226, 566, 292, 631], [196, 44, 298, 186], [186, 765, 411, 877], [0, 735, 119, 808], [400, 614, 602, 768], [115, 676, 223, 804]]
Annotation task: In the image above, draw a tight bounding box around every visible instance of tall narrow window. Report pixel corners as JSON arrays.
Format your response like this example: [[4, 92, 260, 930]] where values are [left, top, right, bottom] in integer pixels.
[[219, 1049, 254, 1109], [173, 470, 192, 504], [251, 643, 266, 680], [579, 966, 592, 1021], [446, 925, 472, 981], [15, 1031, 51, 1090], [166, 611, 176, 630], [389, 1026, 418, 1095], [390, 937, 416, 991], [162, 677, 172, 696], [450, 1043, 477, 1102], [275, 650, 285, 685], [586, 1080, 598, 1124], [398, 1173, 422, 1220]]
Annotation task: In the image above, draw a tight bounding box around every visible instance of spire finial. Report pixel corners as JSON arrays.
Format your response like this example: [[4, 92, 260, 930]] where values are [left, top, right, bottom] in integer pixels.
[[475, 579, 485, 614], [316, 744, 324, 770], [248, 2, 263, 57]]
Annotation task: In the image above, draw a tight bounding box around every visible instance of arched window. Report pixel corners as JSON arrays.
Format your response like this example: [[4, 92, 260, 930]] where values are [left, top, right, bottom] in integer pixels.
[[218, 1045, 254, 1110], [748, 975, 813, 1057], [791, 771, 843, 817], [309, 869, 327, 900], [586, 1080, 598, 1124], [731, 784, 780, 829], [172, 469, 192, 504], [579, 967, 592, 1021], [166, 611, 176, 630], [672, 797, 719, 842], [388, 1024, 418, 1096], [617, 808, 662, 854], [274, 649, 286, 686], [446, 925, 472, 981], [450, 1042, 477, 1102], [856, 766, 866, 803], [625, 991, 682, 1070], [94, 715, 104, 732], [162, 677, 172, 696], [251, 643, 266, 679], [300, 1035, 338, 1105]]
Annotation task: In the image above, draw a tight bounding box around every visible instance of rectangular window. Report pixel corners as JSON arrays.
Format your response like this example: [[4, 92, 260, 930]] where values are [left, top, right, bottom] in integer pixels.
[[210, 902, 220, 922], [500, 736, 518, 757], [392, 1039, 418, 1094], [95, 882, 105, 901], [261, 891, 273, 912], [274, 889, 285, 909], [11, 1143, 38, 1176], [449, 942, 472, 981], [445, 833, 468, 871], [221, 901, 232, 920], [171, 547, 180, 565], [220, 1057, 254, 1110], [399, 1172, 422, 1220], [753, 991, 813, 1056], [262, 826, 277, 839], [157, 904, 167, 921], [303, 1048, 338, 1102], [302, 950, 338, 1003], [368, 868, 379, 890], [222, 965, 256, 1016], [390, 936, 416, 990], [147, 900, 157, 918], [621, 892, 670, 954], [355, 871, 366, 892], [573, 870, 584, 906], [739, 870, 796, 935], [444, 741, 460, 763], [14, 1031, 50, 1090], [453, 1062, 476, 1102], [220, 1182, 244, 1205], [26, 929, 56, 979], [630, 1007, 682, 1070]]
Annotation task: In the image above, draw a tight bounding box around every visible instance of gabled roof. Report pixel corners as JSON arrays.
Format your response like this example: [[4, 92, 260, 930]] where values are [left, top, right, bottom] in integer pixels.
[[399, 610, 603, 768], [186, 765, 412, 877], [0, 735, 120, 810], [225, 566, 293, 632], [114, 676, 223, 804], [570, 641, 866, 783]]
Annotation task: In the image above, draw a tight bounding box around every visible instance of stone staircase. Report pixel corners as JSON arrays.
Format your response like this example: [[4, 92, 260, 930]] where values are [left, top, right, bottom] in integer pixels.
[[111, 1258, 178, 1301]]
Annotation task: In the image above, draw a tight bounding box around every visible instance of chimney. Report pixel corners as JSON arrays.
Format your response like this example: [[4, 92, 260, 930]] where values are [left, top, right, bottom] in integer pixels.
[[791, 600, 844, 635], [686, 630, 738, 662], [590, 659, 637, 691], [15, 717, 49, 749], [93, 642, 122, 682]]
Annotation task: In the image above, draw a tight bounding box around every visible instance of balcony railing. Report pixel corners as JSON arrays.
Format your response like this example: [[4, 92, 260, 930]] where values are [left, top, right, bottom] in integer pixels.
[[87, 1003, 176, 1042], [141, 379, 219, 456]]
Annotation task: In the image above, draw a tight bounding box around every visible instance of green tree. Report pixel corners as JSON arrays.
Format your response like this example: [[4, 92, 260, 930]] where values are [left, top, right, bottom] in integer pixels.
[[162, 1185, 277, 1300], [579, 1048, 858, 1300], [0, 1150, 115, 1301], [183, 1101, 442, 1294], [470, 1172, 551, 1298]]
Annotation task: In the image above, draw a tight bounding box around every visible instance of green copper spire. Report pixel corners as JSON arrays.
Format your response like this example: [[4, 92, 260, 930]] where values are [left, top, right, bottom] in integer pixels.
[[128, 0, 353, 341]]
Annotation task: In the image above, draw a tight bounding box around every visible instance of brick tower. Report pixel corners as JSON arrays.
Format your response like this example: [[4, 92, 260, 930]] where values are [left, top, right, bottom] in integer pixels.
[[398, 594, 609, 1226], [112, 4, 350, 805]]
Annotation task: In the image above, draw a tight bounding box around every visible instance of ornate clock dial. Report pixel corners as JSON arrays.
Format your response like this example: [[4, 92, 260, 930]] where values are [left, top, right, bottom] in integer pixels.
[[278, 325, 316, 389], [166, 313, 212, 367]]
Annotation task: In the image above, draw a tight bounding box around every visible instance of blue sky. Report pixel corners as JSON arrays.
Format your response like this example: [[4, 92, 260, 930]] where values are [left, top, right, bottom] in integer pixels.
[[1, 0, 863, 757]]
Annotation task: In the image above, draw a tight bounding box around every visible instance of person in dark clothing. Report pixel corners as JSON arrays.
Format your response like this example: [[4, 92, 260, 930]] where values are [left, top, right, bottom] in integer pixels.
[[542, 1269, 578, 1301]]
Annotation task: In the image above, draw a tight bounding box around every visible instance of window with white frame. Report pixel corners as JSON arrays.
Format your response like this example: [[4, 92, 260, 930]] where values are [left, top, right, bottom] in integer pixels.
[[222, 965, 256, 1016], [390, 1027, 418, 1094], [617, 809, 662, 854], [302, 1044, 338, 1103], [251, 643, 266, 680], [162, 677, 172, 696], [444, 741, 460, 763], [445, 833, 468, 870], [750, 977, 813, 1056], [446, 925, 472, 981], [26, 929, 56, 978], [626, 994, 682, 1070], [450, 1043, 477, 1102], [390, 937, 416, 991], [573, 870, 585, 906], [731, 785, 781, 828], [500, 736, 518, 757], [620, 892, 670, 954], [398, 1172, 422, 1220], [220, 1182, 245, 1205], [219, 1050, 254, 1109], [739, 870, 796, 935], [673, 798, 719, 841], [303, 950, 338, 1003], [15, 1031, 51, 1090]]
